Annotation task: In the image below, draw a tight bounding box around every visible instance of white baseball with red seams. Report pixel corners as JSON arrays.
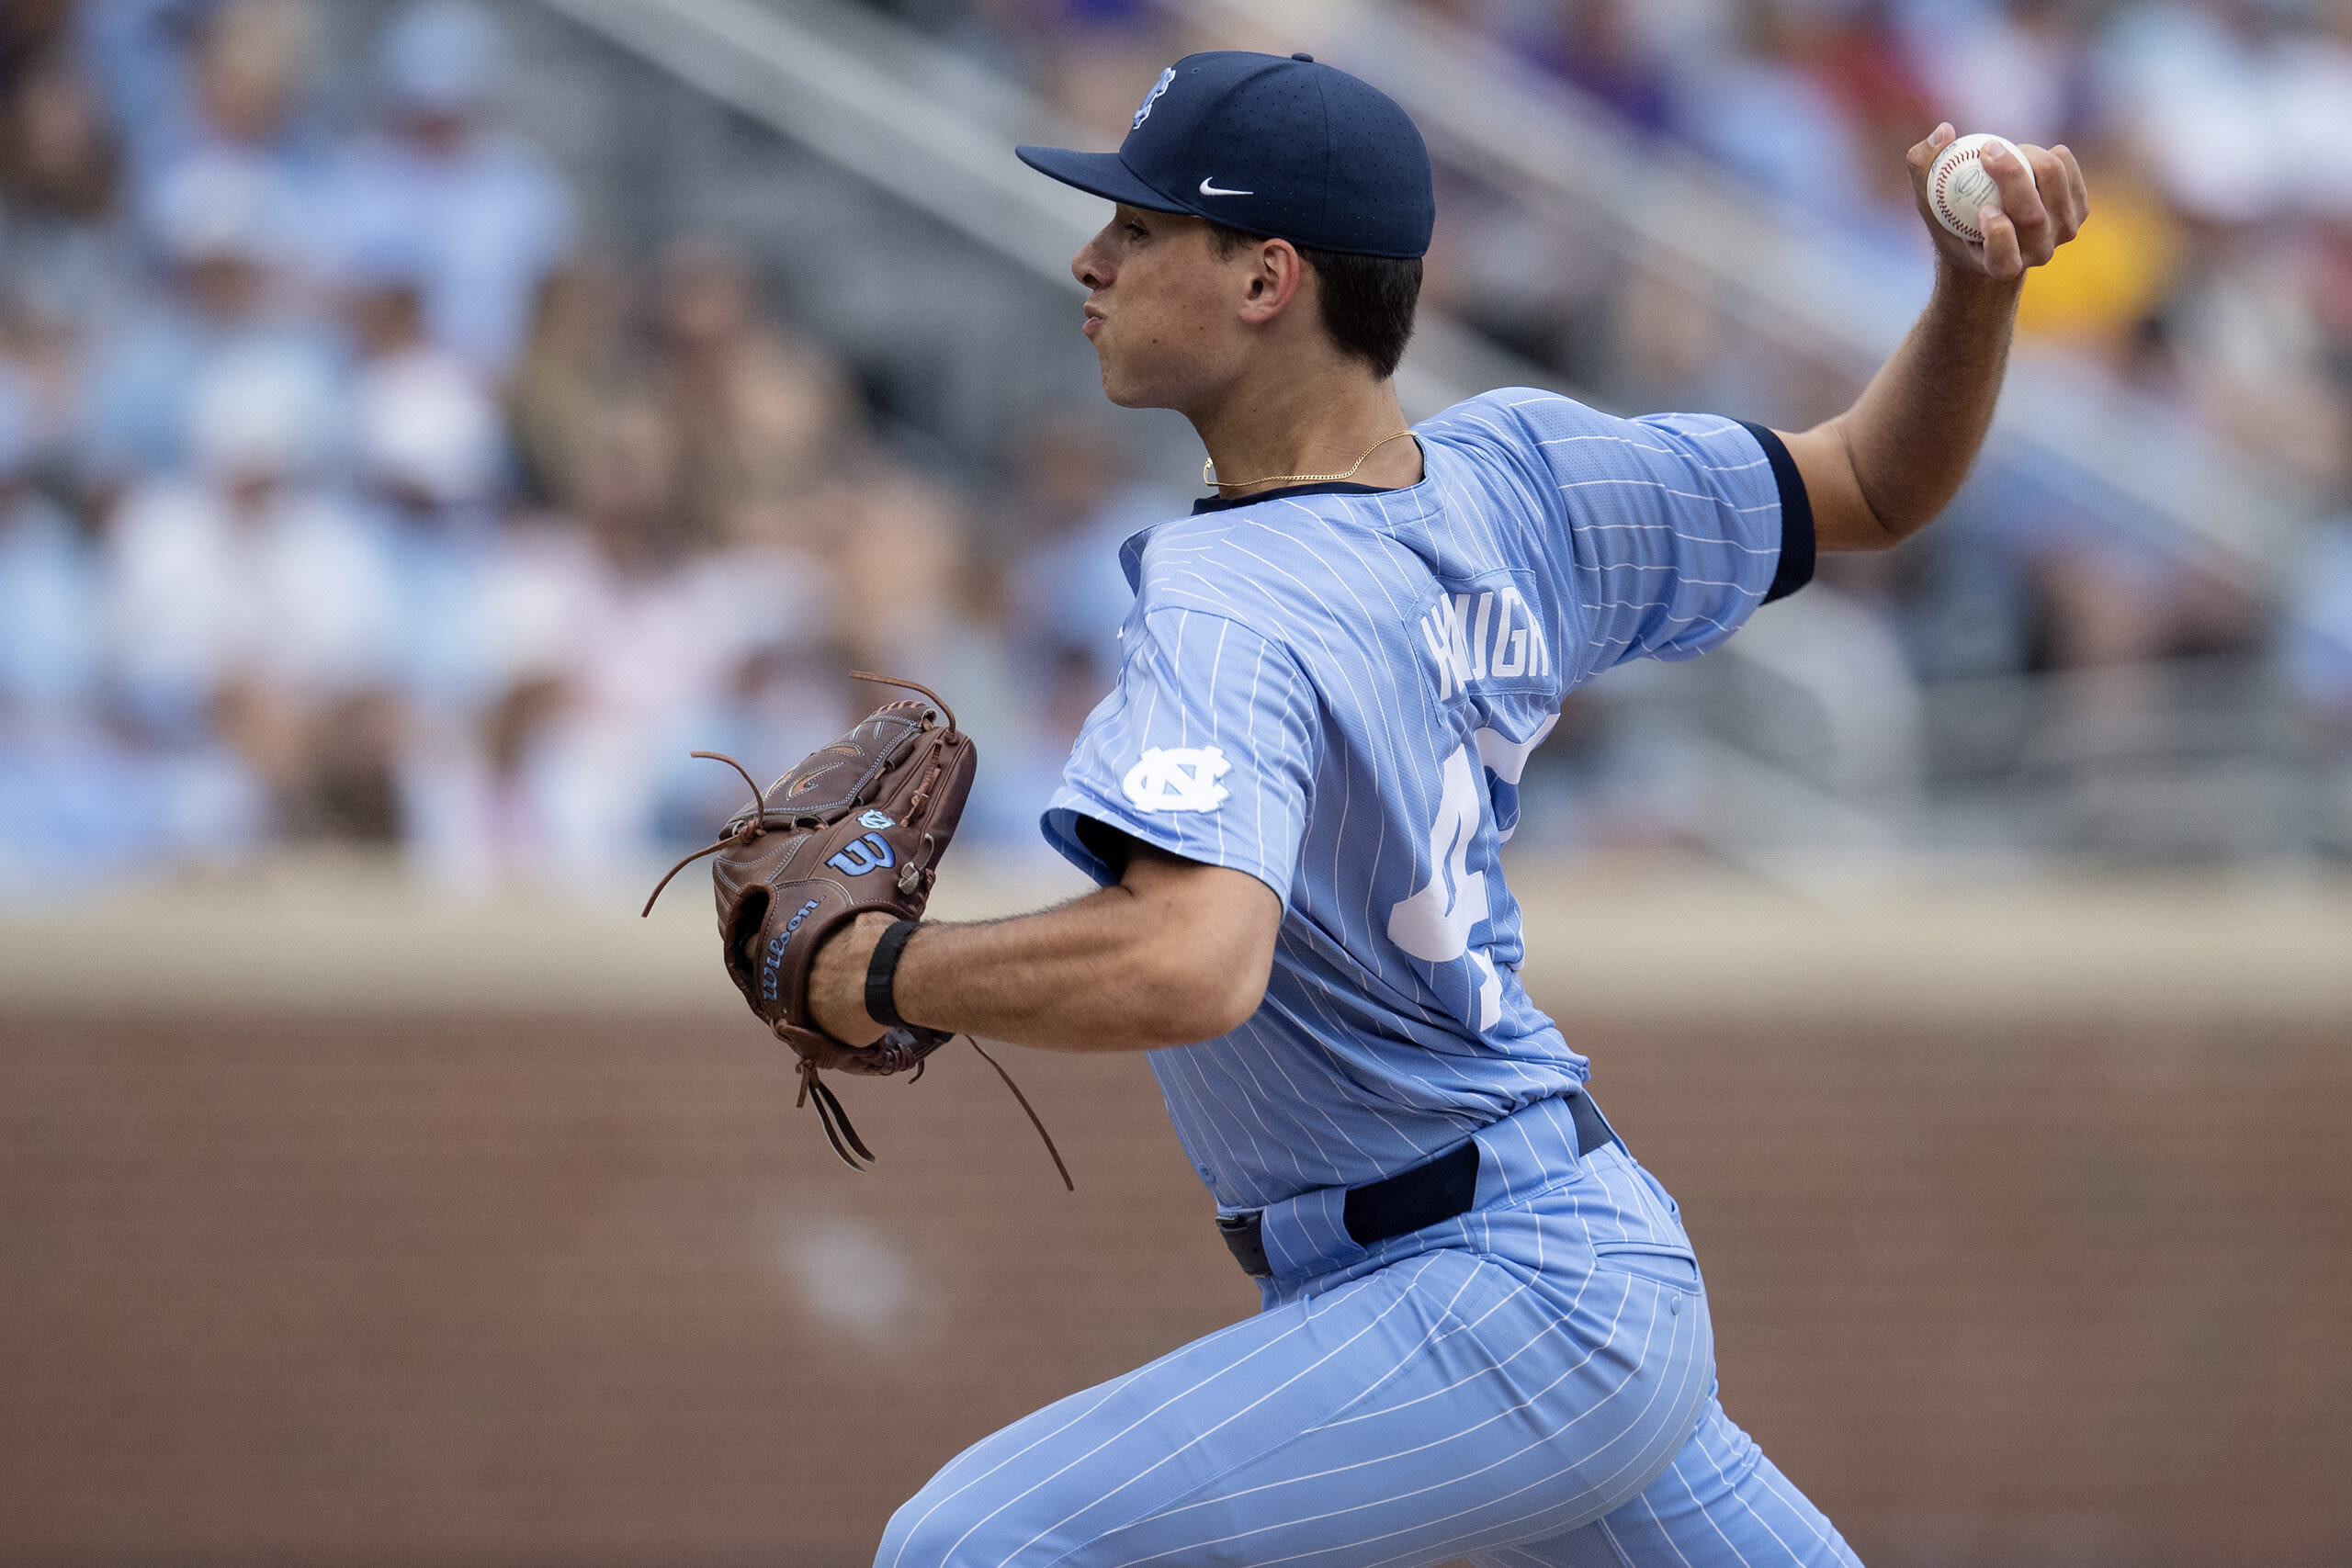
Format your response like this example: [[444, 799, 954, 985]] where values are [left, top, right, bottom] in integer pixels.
[[1928, 132, 2031, 243]]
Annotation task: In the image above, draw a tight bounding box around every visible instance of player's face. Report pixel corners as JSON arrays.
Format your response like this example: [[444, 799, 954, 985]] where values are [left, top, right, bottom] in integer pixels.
[[1070, 206, 1254, 412]]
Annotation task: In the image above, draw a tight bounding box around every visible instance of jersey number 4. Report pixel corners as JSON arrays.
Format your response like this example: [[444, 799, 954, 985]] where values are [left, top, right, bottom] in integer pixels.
[[1385, 742, 1505, 1031]]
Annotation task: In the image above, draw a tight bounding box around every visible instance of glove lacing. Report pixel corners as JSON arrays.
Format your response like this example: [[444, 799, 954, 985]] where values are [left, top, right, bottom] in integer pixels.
[[639, 674, 1071, 1190]]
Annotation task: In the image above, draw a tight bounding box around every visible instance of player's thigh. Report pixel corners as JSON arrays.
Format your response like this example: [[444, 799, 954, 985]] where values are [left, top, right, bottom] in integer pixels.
[[1467, 1393, 1861, 1568], [878, 1251, 1457, 1568], [879, 1241, 1713, 1568]]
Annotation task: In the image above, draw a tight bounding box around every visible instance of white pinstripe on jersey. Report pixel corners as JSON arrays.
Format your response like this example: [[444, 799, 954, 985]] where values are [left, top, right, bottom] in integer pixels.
[[1042, 390, 1795, 1212]]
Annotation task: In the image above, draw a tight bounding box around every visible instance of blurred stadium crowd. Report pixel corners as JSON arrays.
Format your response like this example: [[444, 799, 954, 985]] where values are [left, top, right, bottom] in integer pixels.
[[0, 0, 1172, 895], [4, 0, 2352, 897]]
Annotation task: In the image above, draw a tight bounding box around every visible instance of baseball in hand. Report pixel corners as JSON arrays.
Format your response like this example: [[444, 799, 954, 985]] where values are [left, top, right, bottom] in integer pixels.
[[1928, 132, 2030, 243]]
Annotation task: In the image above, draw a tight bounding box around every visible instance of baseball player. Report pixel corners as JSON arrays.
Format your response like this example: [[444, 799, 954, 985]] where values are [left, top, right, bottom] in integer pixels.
[[800, 51, 2085, 1568]]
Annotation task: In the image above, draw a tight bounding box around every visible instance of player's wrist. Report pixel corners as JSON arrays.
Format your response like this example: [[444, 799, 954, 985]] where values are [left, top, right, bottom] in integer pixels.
[[810, 910, 897, 1045], [1930, 247, 2024, 294], [1927, 258, 2025, 322]]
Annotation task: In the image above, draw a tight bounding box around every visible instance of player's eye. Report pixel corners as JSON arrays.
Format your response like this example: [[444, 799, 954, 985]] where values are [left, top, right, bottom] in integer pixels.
[[1125, 219, 1148, 241]]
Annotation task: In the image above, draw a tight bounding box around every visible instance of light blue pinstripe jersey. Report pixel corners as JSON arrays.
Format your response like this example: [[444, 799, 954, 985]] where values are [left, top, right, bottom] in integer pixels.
[[1042, 389, 1802, 1211]]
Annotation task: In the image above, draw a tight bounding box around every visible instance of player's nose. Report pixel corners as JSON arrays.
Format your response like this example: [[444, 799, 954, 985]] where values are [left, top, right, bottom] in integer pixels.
[[1072, 229, 1114, 290]]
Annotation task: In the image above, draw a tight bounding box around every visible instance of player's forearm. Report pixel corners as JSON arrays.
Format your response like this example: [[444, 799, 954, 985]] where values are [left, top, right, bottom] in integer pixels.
[[1822, 266, 2021, 544], [895, 893, 1261, 1051], [1781, 129, 2084, 553], [808, 852, 1282, 1053]]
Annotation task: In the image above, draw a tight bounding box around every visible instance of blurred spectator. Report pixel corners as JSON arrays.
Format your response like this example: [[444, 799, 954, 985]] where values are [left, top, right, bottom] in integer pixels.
[[2283, 509, 2352, 845], [396, 511, 598, 896], [983, 414, 1166, 829], [0, 40, 120, 446], [2026, 529, 2258, 695], [319, 2, 574, 377], [105, 343, 397, 831], [0, 1, 75, 73], [349, 259, 503, 524], [573, 397, 687, 581], [656, 237, 860, 555], [2285, 516, 2352, 731], [1001, 414, 1163, 743], [506, 261, 631, 511], [2012, 137, 2181, 360], [953, 0, 1173, 141], [2097, 3, 2285, 225], [2092, 1, 2352, 228], [77, 0, 325, 198], [345, 250, 509, 719], [1672, 1, 1879, 230], [2169, 222, 2352, 490], [1809, 1, 1938, 230], [2279, 0, 2352, 220], [0, 368, 99, 731], [77, 149, 334, 493], [1532, 0, 1676, 137], [830, 462, 970, 676], [0, 347, 139, 893], [1899, 0, 2090, 151]]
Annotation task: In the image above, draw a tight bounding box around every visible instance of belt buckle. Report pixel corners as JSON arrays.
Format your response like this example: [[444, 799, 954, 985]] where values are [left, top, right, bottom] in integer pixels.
[[1216, 1213, 1272, 1278]]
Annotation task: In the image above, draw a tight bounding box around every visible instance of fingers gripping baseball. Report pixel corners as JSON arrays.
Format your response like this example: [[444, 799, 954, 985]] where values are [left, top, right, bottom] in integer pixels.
[[1910, 122, 2088, 281]]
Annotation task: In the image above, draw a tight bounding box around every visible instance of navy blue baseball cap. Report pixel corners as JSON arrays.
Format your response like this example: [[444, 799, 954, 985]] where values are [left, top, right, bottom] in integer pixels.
[[1016, 51, 1434, 259]]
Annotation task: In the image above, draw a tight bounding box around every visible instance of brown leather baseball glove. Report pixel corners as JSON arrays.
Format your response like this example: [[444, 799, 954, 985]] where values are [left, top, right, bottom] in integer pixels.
[[644, 673, 1069, 1188]]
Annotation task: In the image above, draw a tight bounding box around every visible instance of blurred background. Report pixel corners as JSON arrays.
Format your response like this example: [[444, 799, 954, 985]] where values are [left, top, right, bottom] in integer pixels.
[[0, 0, 2346, 1563]]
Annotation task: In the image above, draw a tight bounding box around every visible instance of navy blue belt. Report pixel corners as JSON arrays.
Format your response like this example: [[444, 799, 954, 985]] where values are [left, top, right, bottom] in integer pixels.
[[1216, 1091, 1622, 1280]]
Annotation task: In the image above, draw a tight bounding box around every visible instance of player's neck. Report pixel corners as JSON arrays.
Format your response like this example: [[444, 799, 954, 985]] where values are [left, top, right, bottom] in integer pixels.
[[1191, 362, 1421, 500]]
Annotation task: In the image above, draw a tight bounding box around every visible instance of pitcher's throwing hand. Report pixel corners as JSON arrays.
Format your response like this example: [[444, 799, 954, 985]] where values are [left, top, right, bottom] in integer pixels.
[[1914, 121, 2088, 281]]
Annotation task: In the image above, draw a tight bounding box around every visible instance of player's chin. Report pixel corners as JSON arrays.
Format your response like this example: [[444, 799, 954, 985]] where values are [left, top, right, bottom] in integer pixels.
[[1100, 378, 1156, 410], [1095, 359, 1170, 411]]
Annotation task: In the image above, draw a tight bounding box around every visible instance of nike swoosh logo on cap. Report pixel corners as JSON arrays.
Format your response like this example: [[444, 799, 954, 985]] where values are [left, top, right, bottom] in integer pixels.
[[1198, 178, 1254, 197]]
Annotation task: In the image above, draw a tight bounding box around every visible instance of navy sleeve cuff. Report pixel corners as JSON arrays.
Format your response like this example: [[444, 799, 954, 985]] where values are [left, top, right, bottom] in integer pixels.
[[1739, 422, 1815, 604], [1073, 814, 1133, 879]]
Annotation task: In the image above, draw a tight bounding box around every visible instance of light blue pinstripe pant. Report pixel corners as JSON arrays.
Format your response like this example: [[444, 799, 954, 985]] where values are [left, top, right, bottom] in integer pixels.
[[879, 1097, 1860, 1568]]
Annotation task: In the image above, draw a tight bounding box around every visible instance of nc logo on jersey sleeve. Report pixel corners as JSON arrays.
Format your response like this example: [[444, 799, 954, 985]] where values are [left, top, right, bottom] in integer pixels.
[[1122, 745, 1230, 813]]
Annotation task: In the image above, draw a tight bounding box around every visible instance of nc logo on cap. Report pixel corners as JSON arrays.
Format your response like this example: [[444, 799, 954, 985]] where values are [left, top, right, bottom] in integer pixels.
[[1132, 66, 1175, 130]]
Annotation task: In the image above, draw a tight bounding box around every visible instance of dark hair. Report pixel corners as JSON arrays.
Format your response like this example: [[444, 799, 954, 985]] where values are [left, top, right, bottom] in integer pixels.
[[1207, 221, 1421, 379]]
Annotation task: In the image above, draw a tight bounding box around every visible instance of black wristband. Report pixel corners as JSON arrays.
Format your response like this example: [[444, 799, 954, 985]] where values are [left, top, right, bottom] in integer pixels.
[[865, 919, 922, 1029]]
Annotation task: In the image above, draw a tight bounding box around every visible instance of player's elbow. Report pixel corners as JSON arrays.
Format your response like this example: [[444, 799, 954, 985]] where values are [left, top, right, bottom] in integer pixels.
[[1106, 846, 1283, 1046], [1112, 908, 1275, 1045], [1841, 487, 1931, 550], [1133, 950, 1269, 1044], [1782, 420, 1937, 553]]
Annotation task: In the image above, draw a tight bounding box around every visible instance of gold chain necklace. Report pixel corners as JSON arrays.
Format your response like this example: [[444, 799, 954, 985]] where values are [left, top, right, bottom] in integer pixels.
[[1204, 429, 1417, 491]]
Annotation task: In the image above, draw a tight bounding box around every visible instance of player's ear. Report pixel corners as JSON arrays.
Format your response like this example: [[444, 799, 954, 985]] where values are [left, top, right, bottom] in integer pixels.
[[1237, 237, 1304, 326]]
